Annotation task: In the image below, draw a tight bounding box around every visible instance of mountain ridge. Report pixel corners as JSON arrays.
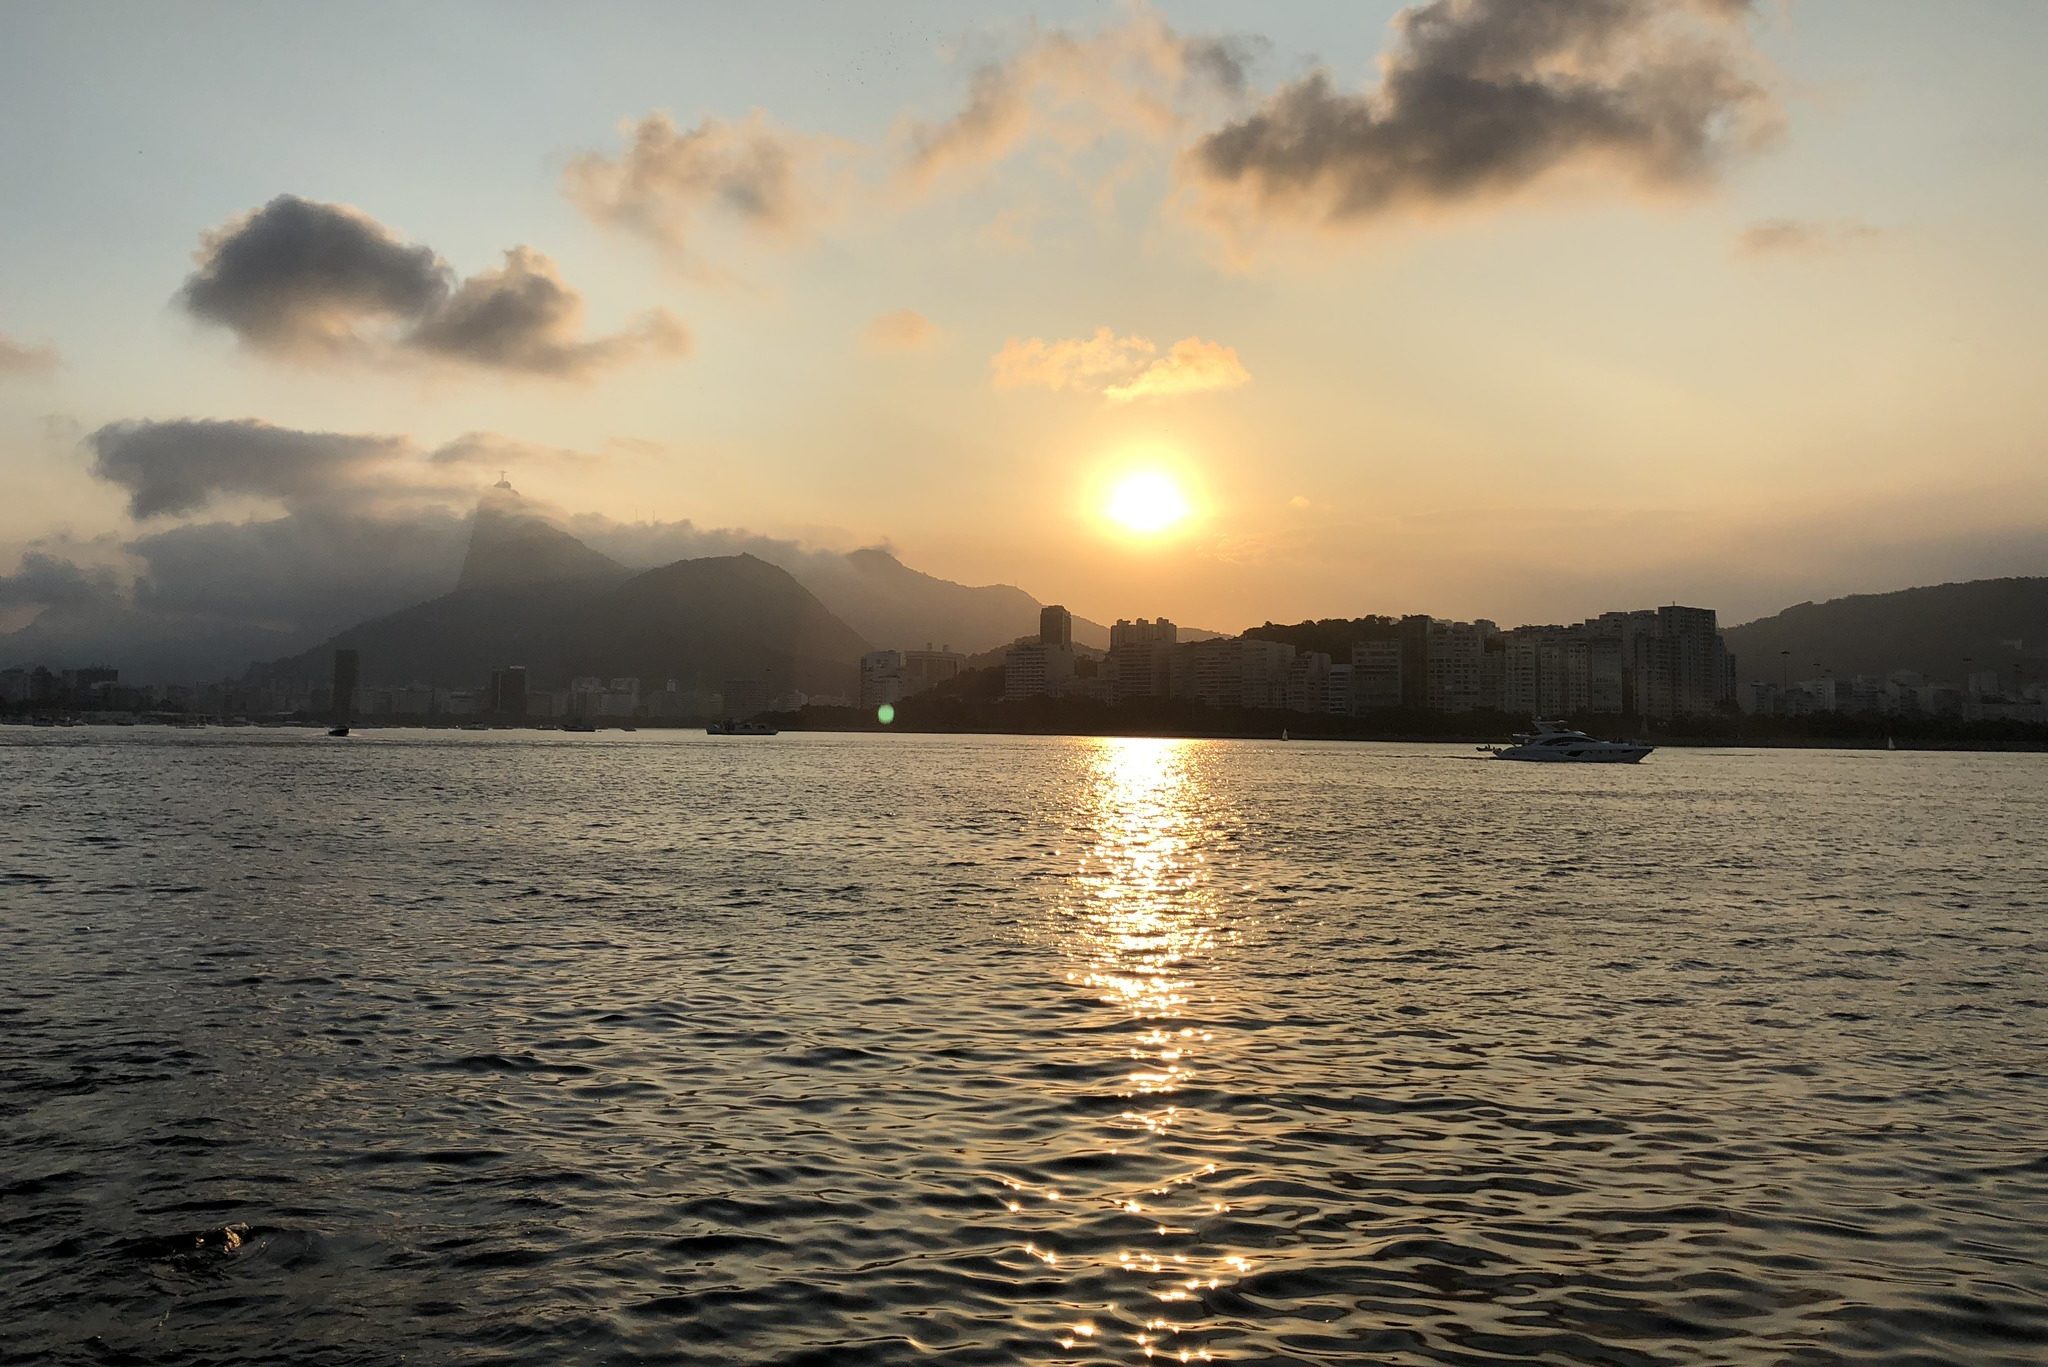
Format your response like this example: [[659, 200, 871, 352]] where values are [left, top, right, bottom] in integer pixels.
[[1723, 577, 2048, 685]]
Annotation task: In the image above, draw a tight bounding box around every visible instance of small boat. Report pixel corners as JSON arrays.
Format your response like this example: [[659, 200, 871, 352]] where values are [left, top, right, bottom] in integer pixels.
[[706, 720, 777, 736], [327, 725, 351, 737], [562, 720, 598, 733], [1483, 721, 1652, 764]]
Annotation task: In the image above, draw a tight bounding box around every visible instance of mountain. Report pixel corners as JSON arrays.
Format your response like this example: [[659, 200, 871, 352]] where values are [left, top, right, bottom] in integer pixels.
[[0, 600, 300, 684], [1723, 578, 2048, 684], [794, 547, 1111, 655], [256, 501, 872, 698], [262, 553, 867, 696], [460, 483, 626, 590]]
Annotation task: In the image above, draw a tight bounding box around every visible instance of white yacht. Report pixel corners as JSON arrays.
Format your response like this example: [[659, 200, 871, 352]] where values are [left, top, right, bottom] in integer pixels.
[[1484, 721, 1653, 763]]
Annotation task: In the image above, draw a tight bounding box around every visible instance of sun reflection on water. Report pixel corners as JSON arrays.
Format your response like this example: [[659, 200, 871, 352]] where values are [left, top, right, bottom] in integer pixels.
[[1012, 737, 1249, 1362]]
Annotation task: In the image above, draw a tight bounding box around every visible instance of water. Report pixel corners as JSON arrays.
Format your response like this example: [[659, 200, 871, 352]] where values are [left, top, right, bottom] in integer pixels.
[[3, 730, 2044, 1366]]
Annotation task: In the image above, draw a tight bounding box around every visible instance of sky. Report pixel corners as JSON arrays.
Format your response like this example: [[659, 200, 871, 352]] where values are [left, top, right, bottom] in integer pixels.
[[2, 0, 2046, 646]]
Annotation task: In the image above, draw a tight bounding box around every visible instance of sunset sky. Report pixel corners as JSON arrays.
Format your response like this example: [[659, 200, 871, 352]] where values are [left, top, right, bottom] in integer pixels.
[[3, 0, 2045, 642]]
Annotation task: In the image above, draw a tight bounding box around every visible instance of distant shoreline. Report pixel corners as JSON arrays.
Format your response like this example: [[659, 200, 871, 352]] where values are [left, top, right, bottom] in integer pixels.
[[7, 713, 2043, 752]]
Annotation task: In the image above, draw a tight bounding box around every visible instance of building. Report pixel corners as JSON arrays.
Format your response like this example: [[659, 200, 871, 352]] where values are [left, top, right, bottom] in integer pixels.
[[1325, 664, 1356, 715], [1108, 618, 1177, 703], [331, 649, 359, 723], [1283, 651, 1333, 713], [1039, 604, 1073, 652], [1630, 605, 1732, 720], [1173, 636, 1296, 709], [488, 666, 528, 719], [1351, 639, 1402, 711], [1003, 641, 1074, 699], [902, 645, 964, 695], [1583, 632, 1627, 714], [1425, 620, 1484, 712], [1007, 608, 1078, 700], [432, 687, 480, 716], [860, 651, 904, 709], [1398, 615, 1431, 709]]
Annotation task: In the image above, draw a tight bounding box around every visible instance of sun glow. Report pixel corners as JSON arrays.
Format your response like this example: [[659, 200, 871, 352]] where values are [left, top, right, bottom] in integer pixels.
[[1105, 470, 1192, 536]]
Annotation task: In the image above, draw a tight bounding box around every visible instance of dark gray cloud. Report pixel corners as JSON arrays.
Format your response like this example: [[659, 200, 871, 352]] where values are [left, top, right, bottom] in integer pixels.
[[83, 419, 615, 519], [180, 195, 451, 354], [407, 247, 688, 377], [89, 418, 408, 519], [1187, 0, 1774, 231], [0, 331, 59, 377], [180, 197, 684, 376], [0, 550, 121, 609], [1736, 217, 1884, 257]]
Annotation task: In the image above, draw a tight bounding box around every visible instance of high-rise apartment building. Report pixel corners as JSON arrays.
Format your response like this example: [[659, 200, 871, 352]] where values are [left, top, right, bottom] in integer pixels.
[[1351, 638, 1403, 710], [488, 665, 528, 718], [1039, 605, 1073, 652], [1398, 615, 1431, 710], [1108, 618, 1177, 703], [331, 649, 359, 723]]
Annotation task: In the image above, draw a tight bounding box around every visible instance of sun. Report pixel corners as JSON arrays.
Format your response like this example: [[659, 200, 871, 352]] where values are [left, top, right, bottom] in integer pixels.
[[1105, 469, 1192, 536]]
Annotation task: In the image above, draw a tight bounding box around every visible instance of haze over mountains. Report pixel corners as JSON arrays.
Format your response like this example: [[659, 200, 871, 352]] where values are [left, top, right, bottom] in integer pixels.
[[255, 488, 1092, 693], [0, 487, 1107, 683]]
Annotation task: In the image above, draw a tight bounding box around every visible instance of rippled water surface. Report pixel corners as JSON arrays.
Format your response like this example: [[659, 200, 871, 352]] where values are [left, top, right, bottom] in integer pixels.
[[3, 730, 2045, 1365]]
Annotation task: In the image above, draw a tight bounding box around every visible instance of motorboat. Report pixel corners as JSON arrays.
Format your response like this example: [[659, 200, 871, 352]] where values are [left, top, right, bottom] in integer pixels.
[[706, 720, 778, 736], [1483, 721, 1653, 763], [327, 725, 350, 737]]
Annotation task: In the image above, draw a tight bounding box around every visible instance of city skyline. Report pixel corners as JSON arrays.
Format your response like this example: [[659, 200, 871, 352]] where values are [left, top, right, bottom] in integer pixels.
[[3, 1, 2047, 648]]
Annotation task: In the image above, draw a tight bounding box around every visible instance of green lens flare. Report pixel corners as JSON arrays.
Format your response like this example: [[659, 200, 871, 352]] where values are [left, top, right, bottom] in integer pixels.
[[876, 703, 896, 725]]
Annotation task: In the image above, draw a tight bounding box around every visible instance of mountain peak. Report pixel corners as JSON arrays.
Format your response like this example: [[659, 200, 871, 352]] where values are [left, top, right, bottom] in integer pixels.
[[457, 487, 624, 591]]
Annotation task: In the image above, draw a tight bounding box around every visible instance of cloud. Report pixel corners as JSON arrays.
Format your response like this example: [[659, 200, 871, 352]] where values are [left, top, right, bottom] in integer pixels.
[[992, 326, 1248, 401], [863, 309, 941, 352], [180, 195, 681, 377], [407, 246, 689, 376], [1186, 0, 1777, 239], [83, 418, 603, 520], [992, 326, 1154, 393], [180, 195, 450, 355], [126, 506, 470, 631], [423, 431, 609, 475], [90, 419, 410, 519], [0, 550, 121, 609], [1103, 337, 1250, 402], [901, 13, 1261, 187], [0, 332, 59, 378], [1735, 217, 1883, 258], [564, 112, 833, 264]]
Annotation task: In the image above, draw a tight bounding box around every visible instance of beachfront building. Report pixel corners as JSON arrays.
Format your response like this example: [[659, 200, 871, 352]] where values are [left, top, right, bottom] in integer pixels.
[[1108, 618, 1177, 704]]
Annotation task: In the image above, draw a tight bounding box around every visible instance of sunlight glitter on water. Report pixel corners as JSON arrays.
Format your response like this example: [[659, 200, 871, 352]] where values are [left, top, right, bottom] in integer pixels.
[[1032, 739, 1249, 1361]]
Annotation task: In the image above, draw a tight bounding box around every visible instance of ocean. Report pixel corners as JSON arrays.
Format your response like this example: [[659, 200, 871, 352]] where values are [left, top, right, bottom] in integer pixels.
[[3, 730, 2044, 1365]]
